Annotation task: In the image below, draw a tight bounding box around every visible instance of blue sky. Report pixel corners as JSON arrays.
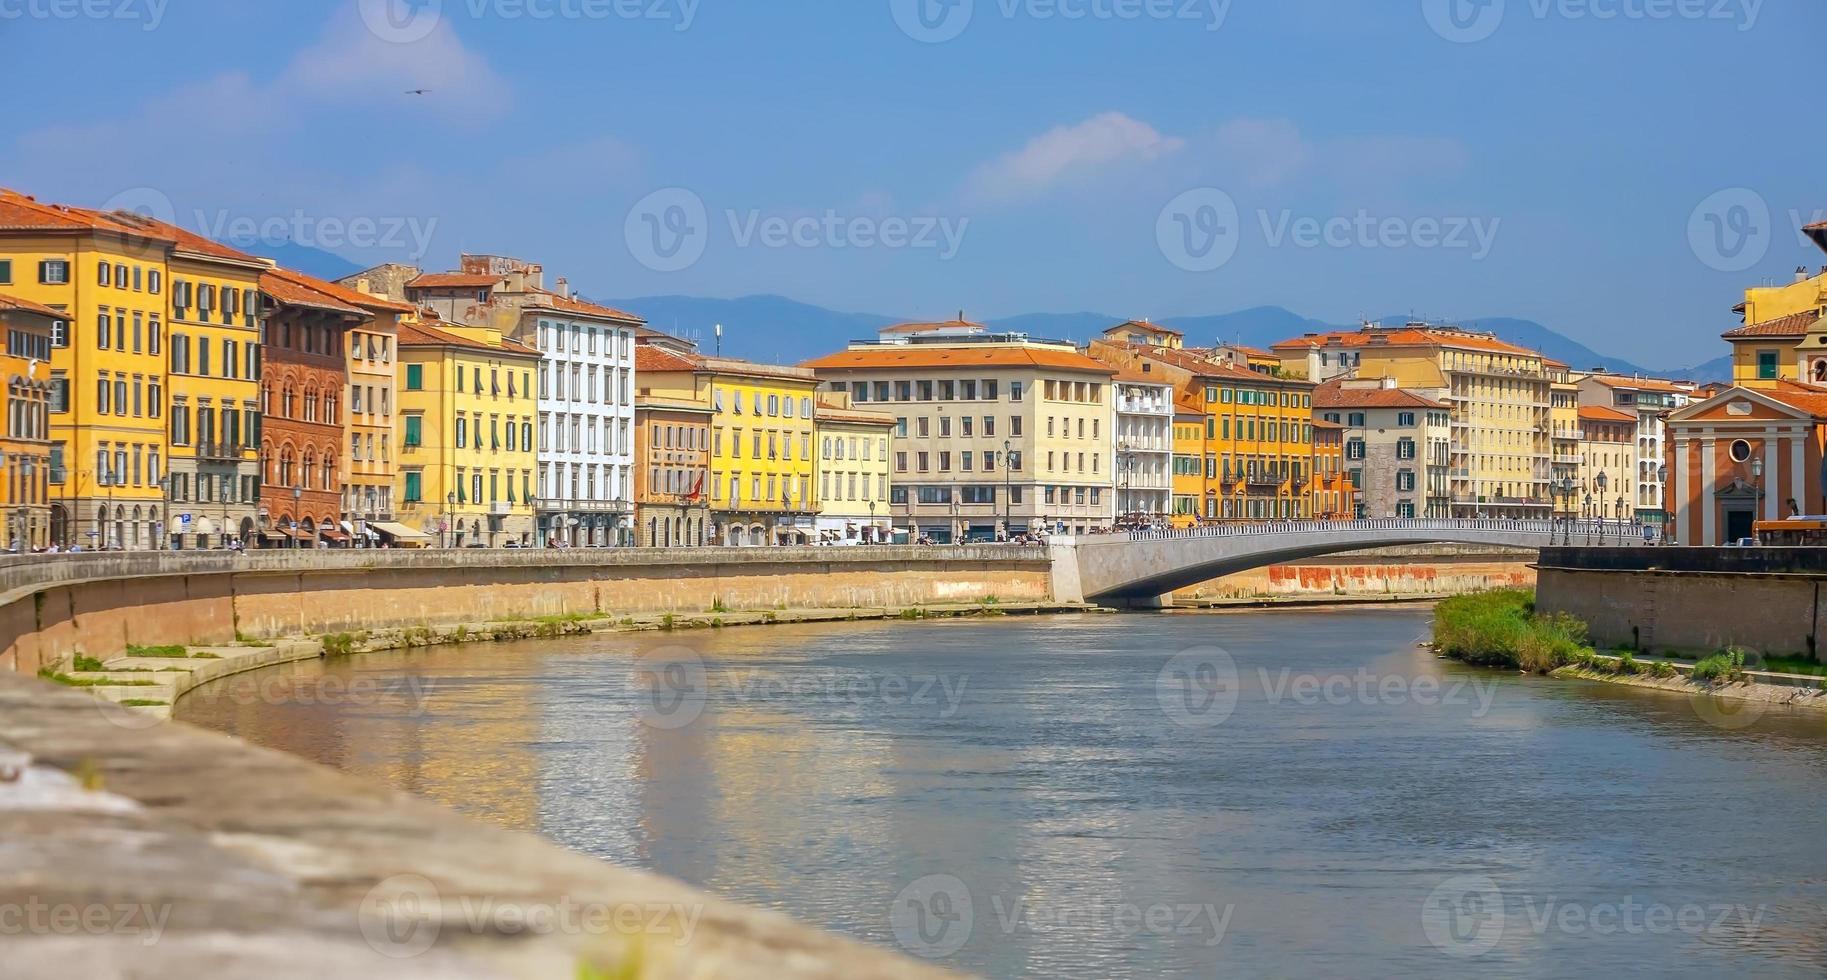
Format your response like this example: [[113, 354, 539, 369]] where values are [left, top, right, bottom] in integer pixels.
[[2, 0, 1821, 365]]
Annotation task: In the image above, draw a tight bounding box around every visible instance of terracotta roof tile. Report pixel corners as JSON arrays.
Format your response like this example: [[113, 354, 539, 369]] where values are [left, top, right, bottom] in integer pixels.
[[1113, 343, 1300, 384], [803, 345, 1115, 375], [396, 319, 537, 358], [1312, 378, 1446, 410], [1107, 319, 1182, 338], [813, 401, 896, 426], [880, 318, 985, 335], [634, 345, 701, 373], [261, 267, 366, 316], [0, 292, 66, 320], [1578, 405, 1637, 423], [525, 289, 645, 324], [1720, 309, 1820, 340], [1580, 374, 1693, 393], [0, 190, 172, 240], [406, 272, 503, 289], [1762, 380, 1827, 418], [1271, 326, 1539, 358]]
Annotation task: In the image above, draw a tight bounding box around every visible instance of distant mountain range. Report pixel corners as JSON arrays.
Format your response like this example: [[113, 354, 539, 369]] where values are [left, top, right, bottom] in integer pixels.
[[600, 294, 1730, 381], [239, 242, 1728, 380]]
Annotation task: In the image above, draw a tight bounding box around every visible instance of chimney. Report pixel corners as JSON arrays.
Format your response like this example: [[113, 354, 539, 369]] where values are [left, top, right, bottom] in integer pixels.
[[556, 276, 570, 299], [1798, 266, 1811, 284]]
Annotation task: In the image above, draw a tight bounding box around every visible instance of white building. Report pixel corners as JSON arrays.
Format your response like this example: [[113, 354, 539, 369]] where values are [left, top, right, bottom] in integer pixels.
[[398, 255, 644, 546], [1576, 373, 1697, 527], [1112, 370, 1173, 520]]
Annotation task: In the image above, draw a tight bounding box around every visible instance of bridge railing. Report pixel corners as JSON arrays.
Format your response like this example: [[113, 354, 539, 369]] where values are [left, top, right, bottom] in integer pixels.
[[1122, 518, 1650, 543]]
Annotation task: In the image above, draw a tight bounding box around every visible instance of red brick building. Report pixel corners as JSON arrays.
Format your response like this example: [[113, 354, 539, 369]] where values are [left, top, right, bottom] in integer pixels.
[[257, 267, 366, 546]]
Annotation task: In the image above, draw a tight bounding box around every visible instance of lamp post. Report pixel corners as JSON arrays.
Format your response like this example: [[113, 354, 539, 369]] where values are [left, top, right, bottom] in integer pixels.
[[1002, 439, 1012, 538], [868, 498, 877, 545], [155, 474, 169, 550], [363, 487, 378, 549], [1657, 463, 1669, 533], [290, 485, 302, 551], [1595, 470, 1609, 542], [445, 492, 456, 549]]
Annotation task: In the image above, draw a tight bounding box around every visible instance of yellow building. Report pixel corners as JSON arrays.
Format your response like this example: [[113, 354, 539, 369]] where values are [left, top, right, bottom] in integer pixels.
[[101, 214, 266, 548], [638, 338, 822, 545], [0, 189, 170, 549], [1089, 339, 1317, 521], [1547, 359, 1582, 518], [395, 317, 541, 547], [813, 393, 895, 544], [1721, 219, 1827, 386], [0, 293, 57, 549], [1275, 323, 1553, 518]]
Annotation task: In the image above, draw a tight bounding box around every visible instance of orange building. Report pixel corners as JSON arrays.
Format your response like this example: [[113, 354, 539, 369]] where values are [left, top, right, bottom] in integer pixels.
[[1309, 419, 1352, 519], [632, 344, 713, 548], [0, 293, 57, 549], [1664, 382, 1827, 545]]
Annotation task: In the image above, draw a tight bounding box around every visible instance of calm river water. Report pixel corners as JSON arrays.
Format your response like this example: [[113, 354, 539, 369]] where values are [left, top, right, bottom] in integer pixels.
[[178, 609, 1827, 978]]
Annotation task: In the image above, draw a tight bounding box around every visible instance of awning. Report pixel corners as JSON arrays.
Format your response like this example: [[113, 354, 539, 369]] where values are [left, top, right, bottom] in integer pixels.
[[319, 529, 349, 542], [370, 521, 433, 541]]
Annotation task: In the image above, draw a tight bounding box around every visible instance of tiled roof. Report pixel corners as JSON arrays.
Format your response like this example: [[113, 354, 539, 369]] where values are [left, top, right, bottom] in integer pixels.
[[1107, 319, 1182, 338], [78, 210, 261, 264], [1720, 310, 1820, 340], [525, 289, 645, 324], [406, 272, 502, 289], [1311, 418, 1345, 429], [1578, 405, 1636, 423], [1312, 378, 1446, 410], [1271, 327, 1539, 358], [396, 319, 537, 358], [264, 264, 415, 315], [261, 267, 366, 316], [0, 292, 65, 320], [1581, 374, 1693, 393], [1110, 366, 1173, 386], [1114, 343, 1297, 384], [635, 345, 701, 373], [0, 190, 172, 240], [1762, 380, 1827, 419], [803, 345, 1115, 375]]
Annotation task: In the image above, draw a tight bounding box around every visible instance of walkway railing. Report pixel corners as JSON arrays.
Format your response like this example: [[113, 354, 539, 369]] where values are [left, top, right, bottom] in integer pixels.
[[1122, 518, 1648, 542]]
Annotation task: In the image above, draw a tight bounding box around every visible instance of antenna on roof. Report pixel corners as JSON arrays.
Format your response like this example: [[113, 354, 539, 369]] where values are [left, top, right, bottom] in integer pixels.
[[715, 322, 723, 357]]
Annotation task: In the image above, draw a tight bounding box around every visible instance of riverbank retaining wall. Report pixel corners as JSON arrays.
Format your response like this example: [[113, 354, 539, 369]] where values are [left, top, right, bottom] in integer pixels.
[[1537, 546, 1827, 659], [0, 547, 1052, 675], [1178, 545, 1536, 601]]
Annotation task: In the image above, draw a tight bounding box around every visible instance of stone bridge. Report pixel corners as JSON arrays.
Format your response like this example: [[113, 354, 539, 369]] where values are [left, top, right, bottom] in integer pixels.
[[1049, 519, 1652, 607]]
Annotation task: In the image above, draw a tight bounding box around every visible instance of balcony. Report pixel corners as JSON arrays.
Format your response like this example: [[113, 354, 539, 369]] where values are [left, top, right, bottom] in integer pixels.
[[533, 497, 633, 514], [193, 440, 251, 462]]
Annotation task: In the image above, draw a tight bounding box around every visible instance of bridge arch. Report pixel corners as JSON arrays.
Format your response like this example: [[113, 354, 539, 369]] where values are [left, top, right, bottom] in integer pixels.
[[1052, 519, 1644, 606]]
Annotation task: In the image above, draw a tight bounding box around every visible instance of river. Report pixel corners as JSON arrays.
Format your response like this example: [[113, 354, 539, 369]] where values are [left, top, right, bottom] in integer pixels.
[[177, 608, 1827, 978]]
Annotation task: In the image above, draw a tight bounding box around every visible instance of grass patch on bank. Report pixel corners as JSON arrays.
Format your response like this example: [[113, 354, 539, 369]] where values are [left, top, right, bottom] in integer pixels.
[[1750, 653, 1827, 676], [35, 668, 158, 688], [1433, 589, 1591, 673], [125, 644, 187, 658], [118, 699, 167, 708]]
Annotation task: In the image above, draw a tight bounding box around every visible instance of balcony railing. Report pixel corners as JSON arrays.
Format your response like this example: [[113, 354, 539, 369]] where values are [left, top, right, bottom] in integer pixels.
[[186, 440, 253, 462], [533, 497, 634, 514]]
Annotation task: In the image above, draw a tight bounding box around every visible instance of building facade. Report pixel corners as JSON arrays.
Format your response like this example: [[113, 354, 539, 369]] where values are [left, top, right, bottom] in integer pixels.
[[332, 284, 416, 543], [1665, 384, 1827, 545], [1309, 420, 1352, 519], [805, 328, 1117, 541], [631, 355, 713, 548], [1576, 374, 1693, 526], [1277, 323, 1553, 518], [1111, 371, 1173, 522], [0, 190, 170, 550], [1314, 379, 1452, 519], [137, 217, 264, 549], [1577, 405, 1636, 521], [813, 395, 895, 544], [257, 268, 364, 546], [0, 294, 56, 549], [1548, 360, 1582, 519]]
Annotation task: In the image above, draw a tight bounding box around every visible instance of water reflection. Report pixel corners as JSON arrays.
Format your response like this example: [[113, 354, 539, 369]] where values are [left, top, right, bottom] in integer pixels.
[[179, 610, 1827, 979]]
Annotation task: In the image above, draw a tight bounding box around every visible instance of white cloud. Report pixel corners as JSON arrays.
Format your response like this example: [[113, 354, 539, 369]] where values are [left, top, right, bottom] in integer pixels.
[[967, 112, 1185, 204]]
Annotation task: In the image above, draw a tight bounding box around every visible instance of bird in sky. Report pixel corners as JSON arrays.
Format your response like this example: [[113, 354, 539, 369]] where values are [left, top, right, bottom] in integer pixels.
[[405, 89, 430, 96]]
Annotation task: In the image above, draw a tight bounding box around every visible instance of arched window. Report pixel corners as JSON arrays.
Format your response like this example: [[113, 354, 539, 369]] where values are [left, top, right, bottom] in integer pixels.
[[302, 451, 316, 490]]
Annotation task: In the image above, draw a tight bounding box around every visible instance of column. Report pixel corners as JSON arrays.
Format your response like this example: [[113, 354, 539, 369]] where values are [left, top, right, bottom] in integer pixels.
[[1792, 433, 1806, 515], [1764, 436, 1780, 520], [1700, 438, 1716, 546]]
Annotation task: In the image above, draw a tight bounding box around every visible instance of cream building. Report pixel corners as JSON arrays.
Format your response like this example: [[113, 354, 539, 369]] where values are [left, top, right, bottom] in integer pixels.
[[1576, 373, 1695, 527], [813, 394, 894, 544], [1313, 378, 1452, 518], [1577, 405, 1637, 521], [1276, 322, 1553, 518], [804, 323, 1116, 541], [1547, 360, 1582, 518]]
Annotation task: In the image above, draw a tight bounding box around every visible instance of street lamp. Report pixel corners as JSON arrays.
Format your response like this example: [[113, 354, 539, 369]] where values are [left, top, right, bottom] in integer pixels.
[[1002, 439, 1012, 539], [445, 492, 456, 549], [290, 485, 302, 551], [156, 474, 169, 550]]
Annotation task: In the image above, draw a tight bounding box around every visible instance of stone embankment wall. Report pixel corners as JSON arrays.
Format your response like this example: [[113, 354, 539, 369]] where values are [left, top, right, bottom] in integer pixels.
[[0, 547, 1051, 675], [1176, 545, 1536, 601], [1537, 546, 1827, 658]]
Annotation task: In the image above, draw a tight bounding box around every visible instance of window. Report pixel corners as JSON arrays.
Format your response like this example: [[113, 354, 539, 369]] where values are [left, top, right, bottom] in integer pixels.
[[0, 260, 9, 284], [403, 471, 423, 503], [405, 363, 424, 390], [1758, 350, 1779, 380], [1397, 412, 1416, 427], [404, 415, 423, 448], [1728, 439, 1752, 463]]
